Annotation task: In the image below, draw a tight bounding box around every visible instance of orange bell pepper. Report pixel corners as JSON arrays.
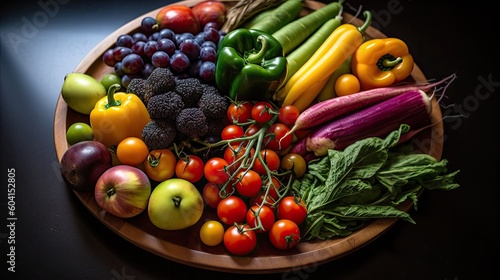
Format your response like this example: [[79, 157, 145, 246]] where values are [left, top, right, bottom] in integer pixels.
[[351, 37, 414, 90]]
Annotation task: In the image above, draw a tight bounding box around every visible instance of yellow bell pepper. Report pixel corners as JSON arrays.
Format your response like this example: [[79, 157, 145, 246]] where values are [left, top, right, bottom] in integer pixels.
[[351, 37, 414, 90], [90, 84, 151, 148]]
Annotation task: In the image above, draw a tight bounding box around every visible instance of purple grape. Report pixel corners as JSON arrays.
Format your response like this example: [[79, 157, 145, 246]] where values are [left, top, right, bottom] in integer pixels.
[[158, 28, 176, 42], [102, 49, 116, 67], [143, 40, 158, 58], [141, 16, 156, 35], [141, 63, 155, 78], [201, 41, 217, 50], [132, 32, 148, 43], [121, 74, 140, 88], [121, 53, 144, 74], [151, 51, 170, 68], [198, 61, 215, 82], [176, 33, 195, 47], [204, 22, 220, 31], [157, 38, 176, 56], [114, 62, 124, 76], [131, 41, 146, 57], [113, 46, 133, 61], [116, 34, 133, 48], [188, 59, 203, 77], [194, 32, 205, 46], [170, 51, 190, 73], [199, 46, 217, 63], [179, 38, 200, 61], [148, 32, 160, 41], [203, 27, 220, 44]]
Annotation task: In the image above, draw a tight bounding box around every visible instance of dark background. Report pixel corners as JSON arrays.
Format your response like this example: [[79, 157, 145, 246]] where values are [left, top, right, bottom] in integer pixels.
[[1, 0, 498, 279]]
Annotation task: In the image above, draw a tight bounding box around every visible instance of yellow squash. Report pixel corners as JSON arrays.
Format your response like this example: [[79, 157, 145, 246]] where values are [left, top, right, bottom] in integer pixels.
[[280, 11, 372, 112]]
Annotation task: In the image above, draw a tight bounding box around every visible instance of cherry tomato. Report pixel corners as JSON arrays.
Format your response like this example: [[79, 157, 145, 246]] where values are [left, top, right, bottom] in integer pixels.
[[234, 169, 262, 197], [217, 195, 247, 225], [246, 204, 276, 233], [175, 155, 204, 183], [251, 101, 274, 124], [276, 196, 307, 225], [252, 149, 280, 175], [264, 123, 293, 152], [280, 153, 307, 178], [223, 144, 254, 172], [204, 157, 230, 184], [143, 149, 177, 182], [116, 137, 149, 166], [223, 224, 257, 256], [250, 192, 277, 208], [200, 220, 225, 246], [269, 219, 301, 250], [243, 123, 262, 145], [245, 123, 261, 137], [264, 176, 282, 200], [335, 73, 361, 97], [278, 105, 300, 126], [221, 124, 244, 144], [227, 101, 253, 124], [202, 182, 223, 209]]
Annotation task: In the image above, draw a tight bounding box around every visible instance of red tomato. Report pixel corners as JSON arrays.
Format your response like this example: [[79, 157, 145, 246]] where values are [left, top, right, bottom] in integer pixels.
[[268, 219, 301, 250], [175, 155, 204, 183], [191, 0, 227, 29], [155, 5, 200, 34], [143, 149, 177, 182], [246, 204, 276, 233], [223, 224, 257, 256], [278, 105, 300, 126], [221, 124, 244, 143], [251, 101, 274, 124], [223, 144, 254, 172], [202, 182, 223, 209], [252, 149, 280, 175], [250, 192, 277, 208], [217, 195, 247, 225], [204, 157, 230, 184], [276, 196, 307, 225], [227, 101, 253, 124], [264, 176, 282, 200], [264, 123, 293, 152], [234, 169, 262, 197]]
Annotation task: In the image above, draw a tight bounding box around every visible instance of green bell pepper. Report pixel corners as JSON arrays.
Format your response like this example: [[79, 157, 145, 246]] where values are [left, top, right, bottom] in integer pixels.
[[215, 28, 287, 101]]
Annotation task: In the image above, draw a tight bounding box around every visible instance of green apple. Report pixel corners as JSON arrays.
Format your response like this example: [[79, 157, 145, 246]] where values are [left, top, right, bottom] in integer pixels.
[[148, 178, 204, 230], [61, 72, 106, 115]]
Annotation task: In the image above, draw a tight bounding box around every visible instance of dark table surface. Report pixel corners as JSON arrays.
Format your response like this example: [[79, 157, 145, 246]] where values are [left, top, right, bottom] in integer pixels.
[[1, 0, 498, 279]]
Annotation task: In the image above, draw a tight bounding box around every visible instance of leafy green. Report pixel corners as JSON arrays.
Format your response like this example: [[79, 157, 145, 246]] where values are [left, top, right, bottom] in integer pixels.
[[292, 124, 460, 241]]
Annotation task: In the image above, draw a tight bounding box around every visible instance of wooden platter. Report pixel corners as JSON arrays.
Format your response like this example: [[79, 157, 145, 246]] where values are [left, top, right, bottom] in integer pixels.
[[53, 0, 443, 273]]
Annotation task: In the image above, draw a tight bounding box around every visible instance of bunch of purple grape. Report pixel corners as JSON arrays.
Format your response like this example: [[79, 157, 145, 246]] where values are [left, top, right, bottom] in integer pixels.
[[102, 16, 224, 88]]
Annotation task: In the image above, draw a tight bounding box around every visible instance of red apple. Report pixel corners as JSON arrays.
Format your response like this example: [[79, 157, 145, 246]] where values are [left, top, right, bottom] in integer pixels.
[[191, 0, 227, 30], [95, 165, 151, 218], [155, 5, 200, 35]]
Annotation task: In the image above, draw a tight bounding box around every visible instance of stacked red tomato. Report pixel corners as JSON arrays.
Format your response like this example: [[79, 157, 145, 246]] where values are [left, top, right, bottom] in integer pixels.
[[199, 100, 309, 255]]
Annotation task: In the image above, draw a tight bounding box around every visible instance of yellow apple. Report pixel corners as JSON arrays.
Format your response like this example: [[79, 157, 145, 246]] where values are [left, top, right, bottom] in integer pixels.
[[148, 178, 204, 230]]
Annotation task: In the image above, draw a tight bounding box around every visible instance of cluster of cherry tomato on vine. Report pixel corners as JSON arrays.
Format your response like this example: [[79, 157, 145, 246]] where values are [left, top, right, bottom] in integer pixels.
[[197, 100, 310, 255]]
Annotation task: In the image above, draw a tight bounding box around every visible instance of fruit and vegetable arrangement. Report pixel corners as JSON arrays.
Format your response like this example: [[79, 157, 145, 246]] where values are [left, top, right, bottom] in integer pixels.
[[58, 0, 460, 256]]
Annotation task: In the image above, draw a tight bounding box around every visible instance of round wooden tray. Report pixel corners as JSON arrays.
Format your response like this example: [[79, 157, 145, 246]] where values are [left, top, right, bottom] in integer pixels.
[[53, 0, 443, 273]]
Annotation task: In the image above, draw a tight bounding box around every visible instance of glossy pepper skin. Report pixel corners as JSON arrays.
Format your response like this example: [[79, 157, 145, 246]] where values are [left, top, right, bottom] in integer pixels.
[[90, 84, 151, 148], [215, 28, 287, 101], [351, 37, 414, 90]]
